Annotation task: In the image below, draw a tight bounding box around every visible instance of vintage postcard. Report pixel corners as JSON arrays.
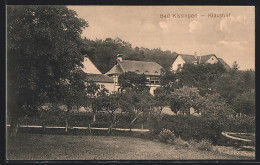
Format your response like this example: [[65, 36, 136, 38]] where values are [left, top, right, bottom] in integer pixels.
[[6, 5, 255, 161]]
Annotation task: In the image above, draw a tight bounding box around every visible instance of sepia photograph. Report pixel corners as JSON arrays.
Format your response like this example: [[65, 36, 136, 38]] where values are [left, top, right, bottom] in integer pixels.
[[6, 5, 255, 161]]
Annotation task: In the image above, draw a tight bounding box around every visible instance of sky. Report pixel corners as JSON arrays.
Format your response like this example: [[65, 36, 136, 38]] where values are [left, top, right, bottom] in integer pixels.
[[68, 6, 255, 70]]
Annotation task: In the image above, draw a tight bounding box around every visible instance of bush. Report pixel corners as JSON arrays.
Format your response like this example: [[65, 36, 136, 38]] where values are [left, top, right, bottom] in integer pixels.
[[150, 115, 223, 144], [158, 128, 175, 143], [174, 137, 189, 148], [196, 139, 213, 151]]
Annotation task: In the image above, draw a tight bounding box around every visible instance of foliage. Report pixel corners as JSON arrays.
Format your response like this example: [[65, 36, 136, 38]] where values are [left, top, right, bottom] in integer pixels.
[[212, 67, 255, 115], [79, 38, 177, 73], [158, 128, 176, 143], [173, 137, 190, 148], [154, 87, 171, 113], [118, 71, 148, 92], [198, 93, 235, 118], [196, 139, 213, 151], [232, 90, 255, 116], [151, 114, 229, 145], [175, 63, 226, 95], [169, 86, 201, 114], [159, 69, 176, 91], [7, 6, 88, 135], [227, 115, 255, 133], [58, 69, 87, 110]]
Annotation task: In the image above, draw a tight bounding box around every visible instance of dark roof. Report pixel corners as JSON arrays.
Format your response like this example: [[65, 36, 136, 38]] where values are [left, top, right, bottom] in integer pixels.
[[177, 54, 220, 64], [118, 60, 162, 76], [199, 54, 216, 63], [86, 74, 114, 83], [105, 64, 124, 75], [178, 54, 198, 63], [218, 58, 231, 70]]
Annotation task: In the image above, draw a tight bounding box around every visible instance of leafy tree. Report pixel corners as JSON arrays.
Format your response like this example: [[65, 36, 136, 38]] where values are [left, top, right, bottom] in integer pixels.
[[58, 69, 87, 132], [159, 69, 176, 91], [96, 93, 120, 133], [232, 90, 255, 116], [85, 81, 109, 122], [118, 71, 148, 92], [197, 93, 235, 135], [169, 86, 201, 115], [176, 63, 226, 95], [212, 65, 255, 107], [7, 6, 87, 136], [154, 87, 171, 114]]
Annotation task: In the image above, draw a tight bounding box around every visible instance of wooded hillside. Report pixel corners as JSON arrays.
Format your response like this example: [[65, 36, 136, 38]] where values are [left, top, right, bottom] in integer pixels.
[[79, 37, 178, 73]]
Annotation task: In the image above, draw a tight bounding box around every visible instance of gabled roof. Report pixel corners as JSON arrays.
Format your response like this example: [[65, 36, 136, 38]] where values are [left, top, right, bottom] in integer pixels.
[[106, 60, 162, 76], [218, 58, 231, 70], [178, 54, 198, 63], [105, 64, 124, 75], [85, 74, 114, 83], [118, 60, 162, 76], [177, 54, 220, 64], [82, 57, 102, 74], [199, 54, 216, 64]]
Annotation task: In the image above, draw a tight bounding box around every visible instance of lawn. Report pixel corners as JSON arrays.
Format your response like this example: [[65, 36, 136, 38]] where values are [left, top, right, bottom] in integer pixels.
[[6, 133, 254, 160]]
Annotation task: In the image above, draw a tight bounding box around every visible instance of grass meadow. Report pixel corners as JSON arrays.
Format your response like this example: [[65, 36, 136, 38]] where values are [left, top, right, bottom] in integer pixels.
[[6, 133, 254, 160]]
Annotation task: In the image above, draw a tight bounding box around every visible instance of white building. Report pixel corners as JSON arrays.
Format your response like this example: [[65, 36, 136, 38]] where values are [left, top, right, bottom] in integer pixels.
[[82, 57, 115, 93], [171, 53, 230, 71], [105, 54, 163, 95]]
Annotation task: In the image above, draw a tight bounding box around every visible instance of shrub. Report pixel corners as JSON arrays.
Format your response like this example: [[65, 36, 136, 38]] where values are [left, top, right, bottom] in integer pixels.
[[174, 137, 190, 148], [150, 114, 224, 145], [196, 139, 213, 151], [158, 128, 175, 143]]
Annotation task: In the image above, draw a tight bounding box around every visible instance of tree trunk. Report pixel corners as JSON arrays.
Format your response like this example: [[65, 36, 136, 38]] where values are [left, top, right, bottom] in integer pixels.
[[93, 113, 96, 123], [65, 109, 70, 133], [88, 123, 91, 134], [141, 123, 144, 130], [40, 110, 46, 132], [108, 113, 117, 134], [9, 114, 20, 137]]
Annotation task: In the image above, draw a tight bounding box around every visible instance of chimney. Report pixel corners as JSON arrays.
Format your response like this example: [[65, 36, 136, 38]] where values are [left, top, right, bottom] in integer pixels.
[[117, 54, 123, 62], [194, 52, 197, 59]]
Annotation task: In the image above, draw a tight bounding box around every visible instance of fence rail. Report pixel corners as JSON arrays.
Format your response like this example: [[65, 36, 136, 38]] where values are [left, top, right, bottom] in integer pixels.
[[6, 124, 150, 132]]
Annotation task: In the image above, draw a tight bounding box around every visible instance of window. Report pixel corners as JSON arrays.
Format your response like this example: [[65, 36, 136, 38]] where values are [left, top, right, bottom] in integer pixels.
[[177, 64, 181, 69], [150, 77, 160, 85]]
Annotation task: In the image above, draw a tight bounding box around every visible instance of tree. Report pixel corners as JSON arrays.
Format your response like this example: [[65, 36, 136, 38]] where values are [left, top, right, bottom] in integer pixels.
[[176, 63, 226, 95], [58, 69, 87, 132], [97, 93, 120, 134], [159, 69, 176, 91], [85, 81, 109, 122], [118, 71, 148, 92], [197, 93, 235, 137], [154, 87, 171, 114], [232, 90, 255, 116], [211, 65, 255, 106], [7, 6, 88, 136], [169, 86, 201, 115]]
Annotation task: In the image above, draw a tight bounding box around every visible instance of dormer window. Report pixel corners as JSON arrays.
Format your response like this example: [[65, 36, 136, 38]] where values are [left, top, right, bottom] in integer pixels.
[[154, 71, 158, 74], [136, 70, 140, 73], [145, 70, 149, 73]]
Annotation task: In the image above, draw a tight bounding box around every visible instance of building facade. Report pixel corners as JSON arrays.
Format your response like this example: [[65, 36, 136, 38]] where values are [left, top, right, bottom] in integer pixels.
[[171, 53, 230, 71], [82, 57, 115, 93], [105, 54, 163, 95]]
